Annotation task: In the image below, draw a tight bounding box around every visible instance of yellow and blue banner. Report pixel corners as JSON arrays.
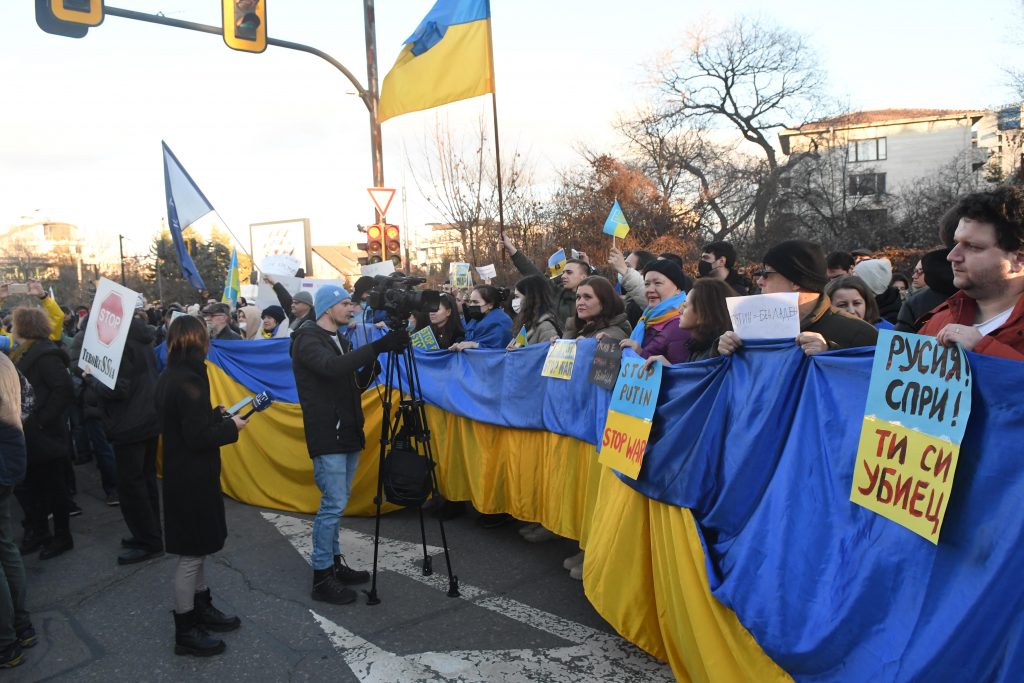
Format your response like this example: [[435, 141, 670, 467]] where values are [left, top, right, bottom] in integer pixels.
[[378, 0, 495, 122], [602, 199, 630, 238], [547, 249, 567, 278], [162, 141, 211, 291], [221, 248, 241, 306]]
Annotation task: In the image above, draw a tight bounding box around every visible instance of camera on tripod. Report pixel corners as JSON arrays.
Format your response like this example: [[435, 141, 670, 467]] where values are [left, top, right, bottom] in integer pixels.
[[367, 274, 442, 329]]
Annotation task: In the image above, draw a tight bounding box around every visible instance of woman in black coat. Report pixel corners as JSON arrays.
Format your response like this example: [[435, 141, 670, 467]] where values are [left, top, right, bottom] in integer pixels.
[[155, 315, 246, 658]]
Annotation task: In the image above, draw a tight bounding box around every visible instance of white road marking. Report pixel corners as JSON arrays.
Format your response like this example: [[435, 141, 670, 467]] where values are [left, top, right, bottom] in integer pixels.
[[263, 512, 672, 683]]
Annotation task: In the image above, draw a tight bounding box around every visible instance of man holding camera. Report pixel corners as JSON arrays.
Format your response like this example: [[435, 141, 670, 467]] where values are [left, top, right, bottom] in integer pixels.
[[290, 285, 407, 605]]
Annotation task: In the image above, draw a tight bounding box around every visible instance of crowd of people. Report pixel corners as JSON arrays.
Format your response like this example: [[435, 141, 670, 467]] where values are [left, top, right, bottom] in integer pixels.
[[0, 185, 1021, 666]]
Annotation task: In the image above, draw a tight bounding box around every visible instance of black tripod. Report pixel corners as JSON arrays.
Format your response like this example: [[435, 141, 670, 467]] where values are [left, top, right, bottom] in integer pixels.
[[365, 335, 459, 605]]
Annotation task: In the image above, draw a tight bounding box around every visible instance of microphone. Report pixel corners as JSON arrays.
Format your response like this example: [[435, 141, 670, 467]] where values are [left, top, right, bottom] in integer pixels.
[[239, 391, 272, 420]]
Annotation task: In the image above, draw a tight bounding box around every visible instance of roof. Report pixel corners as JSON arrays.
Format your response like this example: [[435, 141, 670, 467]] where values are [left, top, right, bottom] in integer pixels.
[[785, 109, 986, 135], [312, 245, 362, 276]]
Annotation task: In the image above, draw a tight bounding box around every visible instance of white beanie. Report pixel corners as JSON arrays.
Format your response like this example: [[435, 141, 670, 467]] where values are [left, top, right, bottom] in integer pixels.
[[854, 258, 892, 296]]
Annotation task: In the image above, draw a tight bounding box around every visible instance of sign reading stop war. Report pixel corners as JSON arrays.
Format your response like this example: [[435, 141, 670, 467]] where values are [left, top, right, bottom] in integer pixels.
[[79, 278, 141, 390], [850, 330, 973, 544], [599, 357, 662, 480]]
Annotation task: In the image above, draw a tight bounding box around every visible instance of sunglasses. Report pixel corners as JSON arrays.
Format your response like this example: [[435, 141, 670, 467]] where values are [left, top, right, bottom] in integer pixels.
[[753, 269, 780, 279]]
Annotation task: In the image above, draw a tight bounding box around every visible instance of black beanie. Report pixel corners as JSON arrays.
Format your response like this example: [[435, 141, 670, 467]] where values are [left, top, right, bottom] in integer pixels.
[[762, 240, 828, 293], [261, 305, 286, 324], [352, 275, 376, 302], [921, 247, 956, 296], [643, 259, 692, 293]]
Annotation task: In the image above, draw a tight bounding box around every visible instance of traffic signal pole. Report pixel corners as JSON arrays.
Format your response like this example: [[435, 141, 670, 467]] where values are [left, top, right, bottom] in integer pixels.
[[103, 5, 385, 189]]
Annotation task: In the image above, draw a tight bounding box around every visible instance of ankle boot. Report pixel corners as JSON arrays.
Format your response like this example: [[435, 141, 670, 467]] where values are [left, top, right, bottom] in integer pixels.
[[173, 610, 226, 657], [39, 533, 74, 561], [194, 588, 241, 632], [333, 555, 370, 585], [312, 568, 356, 605]]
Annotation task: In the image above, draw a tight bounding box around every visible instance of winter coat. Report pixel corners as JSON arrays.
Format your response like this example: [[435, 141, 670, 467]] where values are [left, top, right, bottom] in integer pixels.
[[290, 321, 380, 458], [464, 309, 514, 349], [563, 312, 632, 341], [875, 286, 902, 325], [802, 294, 879, 350], [725, 271, 752, 296], [85, 317, 160, 445], [273, 282, 317, 331], [894, 287, 951, 333], [15, 340, 73, 465], [511, 250, 580, 326], [156, 357, 239, 556], [526, 312, 561, 345], [918, 291, 1024, 361], [0, 353, 26, 487], [214, 325, 242, 341], [638, 318, 691, 364]]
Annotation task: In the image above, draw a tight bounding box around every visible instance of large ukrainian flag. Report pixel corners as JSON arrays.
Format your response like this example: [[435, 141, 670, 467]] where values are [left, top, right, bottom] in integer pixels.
[[378, 0, 494, 122]]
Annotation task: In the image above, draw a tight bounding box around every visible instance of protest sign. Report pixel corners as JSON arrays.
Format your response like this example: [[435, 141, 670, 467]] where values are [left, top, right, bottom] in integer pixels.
[[410, 325, 440, 351], [588, 337, 623, 390], [850, 330, 972, 543], [541, 340, 577, 379], [261, 254, 303, 277], [599, 357, 662, 479], [475, 264, 497, 280], [726, 292, 800, 340], [78, 277, 140, 390], [360, 260, 396, 278], [450, 262, 472, 288], [256, 276, 345, 313]]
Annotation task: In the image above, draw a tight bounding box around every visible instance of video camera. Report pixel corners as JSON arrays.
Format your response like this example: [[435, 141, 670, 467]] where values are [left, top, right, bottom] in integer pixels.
[[367, 274, 441, 328]]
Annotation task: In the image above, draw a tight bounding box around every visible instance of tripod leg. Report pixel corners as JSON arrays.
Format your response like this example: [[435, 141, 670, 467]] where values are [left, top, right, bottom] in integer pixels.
[[417, 504, 433, 576], [366, 350, 398, 607]]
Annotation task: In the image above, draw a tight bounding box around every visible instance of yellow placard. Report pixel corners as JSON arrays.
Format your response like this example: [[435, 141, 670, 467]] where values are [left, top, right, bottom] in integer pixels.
[[850, 416, 962, 544], [541, 340, 577, 380], [598, 410, 652, 480]]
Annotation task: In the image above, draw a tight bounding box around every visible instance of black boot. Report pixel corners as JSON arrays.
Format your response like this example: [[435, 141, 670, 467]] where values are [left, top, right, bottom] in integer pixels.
[[20, 528, 52, 554], [312, 568, 356, 605], [173, 610, 225, 657], [194, 588, 241, 632], [333, 555, 369, 585], [39, 533, 74, 560]]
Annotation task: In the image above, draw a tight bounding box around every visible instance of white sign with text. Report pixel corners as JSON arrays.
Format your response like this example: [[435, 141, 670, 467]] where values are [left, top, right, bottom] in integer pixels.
[[359, 260, 396, 279], [726, 292, 800, 340], [475, 264, 497, 280], [78, 277, 140, 390], [256, 276, 347, 313]]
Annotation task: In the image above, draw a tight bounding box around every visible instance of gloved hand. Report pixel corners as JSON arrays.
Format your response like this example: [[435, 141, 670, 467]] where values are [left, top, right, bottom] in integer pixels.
[[373, 328, 410, 353]]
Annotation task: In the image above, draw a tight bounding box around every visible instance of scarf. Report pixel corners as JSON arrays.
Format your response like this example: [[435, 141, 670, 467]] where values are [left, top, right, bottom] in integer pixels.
[[8, 338, 34, 365], [629, 291, 686, 344]]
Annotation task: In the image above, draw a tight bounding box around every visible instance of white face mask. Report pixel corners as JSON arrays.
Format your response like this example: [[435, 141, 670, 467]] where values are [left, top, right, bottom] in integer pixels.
[[238, 322, 247, 332], [511, 296, 523, 314]]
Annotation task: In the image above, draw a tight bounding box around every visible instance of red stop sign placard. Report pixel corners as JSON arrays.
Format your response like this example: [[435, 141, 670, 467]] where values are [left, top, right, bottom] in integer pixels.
[[96, 292, 124, 346]]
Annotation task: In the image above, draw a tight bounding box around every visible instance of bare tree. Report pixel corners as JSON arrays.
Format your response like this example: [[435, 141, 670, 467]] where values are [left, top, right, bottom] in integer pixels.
[[888, 153, 988, 248]]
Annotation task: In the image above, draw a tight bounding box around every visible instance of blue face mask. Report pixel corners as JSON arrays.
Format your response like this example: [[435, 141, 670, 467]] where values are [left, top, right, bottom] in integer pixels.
[[360, 301, 369, 310]]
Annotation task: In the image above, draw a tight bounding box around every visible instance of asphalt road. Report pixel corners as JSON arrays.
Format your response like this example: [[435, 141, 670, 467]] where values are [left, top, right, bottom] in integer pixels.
[[13, 459, 673, 682]]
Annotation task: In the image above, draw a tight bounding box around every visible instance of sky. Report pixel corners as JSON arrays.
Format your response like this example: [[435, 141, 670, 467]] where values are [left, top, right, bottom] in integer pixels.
[[0, 0, 1021, 265]]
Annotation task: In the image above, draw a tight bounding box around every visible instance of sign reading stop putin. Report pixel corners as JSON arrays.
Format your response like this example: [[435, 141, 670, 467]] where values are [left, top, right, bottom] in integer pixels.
[[78, 278, 140, 390]]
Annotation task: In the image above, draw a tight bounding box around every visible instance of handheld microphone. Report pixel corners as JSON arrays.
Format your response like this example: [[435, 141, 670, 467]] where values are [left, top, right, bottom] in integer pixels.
[[239, 391, 272, 419]]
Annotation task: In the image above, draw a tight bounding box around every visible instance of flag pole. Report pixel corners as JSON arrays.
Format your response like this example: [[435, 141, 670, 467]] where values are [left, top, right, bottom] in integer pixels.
[[485, 2, 506, 262]]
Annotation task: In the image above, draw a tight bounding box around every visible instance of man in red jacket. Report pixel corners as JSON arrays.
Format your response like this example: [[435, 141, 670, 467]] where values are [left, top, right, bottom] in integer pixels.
[[918, 186, 1024, 360]]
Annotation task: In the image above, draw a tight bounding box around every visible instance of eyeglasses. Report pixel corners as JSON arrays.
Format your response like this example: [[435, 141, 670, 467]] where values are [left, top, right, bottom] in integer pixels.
[[913, 268, 924, 275], [753, 269, 780, 279]]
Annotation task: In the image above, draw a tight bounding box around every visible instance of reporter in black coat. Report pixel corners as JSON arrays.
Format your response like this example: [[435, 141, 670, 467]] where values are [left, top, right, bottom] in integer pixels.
[[155, 315, 246, 657]]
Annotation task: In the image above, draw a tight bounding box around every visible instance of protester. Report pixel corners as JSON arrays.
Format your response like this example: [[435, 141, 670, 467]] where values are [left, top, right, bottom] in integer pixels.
[[501, 234, 590, 325], [202, 303, 241, 341], [717, 240, 878, 357], [0, 352, 31, 669], [895, 247, 957, 333], [415, 293, 463, 350], [10, 307, 75, 560], [607, 247, 652, 316], [619, 260, 691, 363], [507, 275, 561, 348], [645, 279, 736, 366], [290, 285, 407, 605], [263, 276, 316, 331], [826, 251, 855, 279], [156, 315, 246, 657], [890, 273, 911, 300], [69, 315, 118, 506], [236, 305, 261, 340], [83, 314, 164, 565], [700, 241, 752, 295], [259, 305, 290, 339], [825, 276, 893, 329], [910, 259, 926, 292], [853, 258, 901, 325], [919, 186, 1024, 360], [563, 276, 631, 341], [450, 286, 513, 351]]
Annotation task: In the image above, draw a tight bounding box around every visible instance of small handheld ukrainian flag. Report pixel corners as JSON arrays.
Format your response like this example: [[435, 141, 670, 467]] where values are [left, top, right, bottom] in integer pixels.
[[602, 200, 630, 239], [221, 248, 240, 306], [513, 325, 528, 348], [547, 249, 567, 278]]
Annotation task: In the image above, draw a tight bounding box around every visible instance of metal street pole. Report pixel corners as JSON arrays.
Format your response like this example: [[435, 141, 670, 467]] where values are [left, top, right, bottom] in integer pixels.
[[363, 0, 385, 199], [118, 234, 126, 285]]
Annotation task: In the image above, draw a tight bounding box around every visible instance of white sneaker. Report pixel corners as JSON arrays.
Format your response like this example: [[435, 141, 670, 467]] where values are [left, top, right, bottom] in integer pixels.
[[518, 523, 540, 538], [523, 526, 559, 543], [562, 550, 585, 570], [569, 564, 584, 581]]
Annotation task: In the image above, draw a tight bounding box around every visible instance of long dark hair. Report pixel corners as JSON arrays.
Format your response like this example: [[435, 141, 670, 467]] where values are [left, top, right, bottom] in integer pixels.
[[421, 293, 464, 346], [573, 276, 624, 336], [825, 275, 880, 324], [684, 279, 734, 344], [166, 315, 209, 367], [512, 274, 555, 332]]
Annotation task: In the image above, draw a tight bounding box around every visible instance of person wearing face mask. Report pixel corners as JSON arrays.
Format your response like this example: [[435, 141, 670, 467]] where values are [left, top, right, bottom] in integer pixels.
[[259, 305, 290, 339], [506, 275, 561, 349], [825, 275, 893, 329], [236, 305, 261, 340], [699, 241, 751, 295], [618, 260, 692, 363], [415, 293, 464, 350], [450, 286, 514, 351], [201, 303, 241, 341]]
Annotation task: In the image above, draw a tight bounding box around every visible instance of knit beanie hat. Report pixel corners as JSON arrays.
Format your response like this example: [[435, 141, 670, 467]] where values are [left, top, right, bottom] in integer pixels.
[[292, 290, 314, 307], [642, 259, 692, 293], [921, 248, 956, 296], [261, 305, 286, 324], [853, 258, 893, 296], [314, 286, 352, 319], [762, 240, 828, 293]]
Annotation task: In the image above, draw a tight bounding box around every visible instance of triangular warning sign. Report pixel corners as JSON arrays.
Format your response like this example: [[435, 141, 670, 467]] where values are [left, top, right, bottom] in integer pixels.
[[367, 187, 396, 219]]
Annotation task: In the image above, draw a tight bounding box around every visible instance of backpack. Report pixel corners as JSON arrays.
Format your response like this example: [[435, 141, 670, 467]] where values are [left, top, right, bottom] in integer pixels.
[[17, 368, 34, 424], [382, 448, 435, 507]]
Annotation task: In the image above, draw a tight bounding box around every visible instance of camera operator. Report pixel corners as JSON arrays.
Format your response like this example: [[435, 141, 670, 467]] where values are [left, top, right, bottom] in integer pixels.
[[289, 286, 408, 606]]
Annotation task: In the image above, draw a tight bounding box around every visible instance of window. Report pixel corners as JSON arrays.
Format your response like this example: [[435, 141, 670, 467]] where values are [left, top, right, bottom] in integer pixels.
[[847, 137, 887, 162], [848, 173, 886, 196]]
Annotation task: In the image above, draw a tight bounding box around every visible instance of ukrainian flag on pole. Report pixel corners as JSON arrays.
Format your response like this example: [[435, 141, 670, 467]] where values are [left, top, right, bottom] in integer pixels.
[[602, 200, 631, 239], [222, 248, 240, 306], [378, 0, 495, 122]]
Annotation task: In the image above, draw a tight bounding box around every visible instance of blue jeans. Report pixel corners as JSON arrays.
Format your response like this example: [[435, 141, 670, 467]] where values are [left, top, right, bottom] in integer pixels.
[[311, 453, 360, 571], [84, 418, 117, 494], [0, 486, 29, 648]]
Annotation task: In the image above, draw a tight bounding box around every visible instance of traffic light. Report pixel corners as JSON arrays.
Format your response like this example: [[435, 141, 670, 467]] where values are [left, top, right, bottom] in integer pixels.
[[222, 0, 267, 53], [384, 224, 401, 263], [49, 0, 103, 26], [35, 0, 89, 37], [366, 224, 383, 264]]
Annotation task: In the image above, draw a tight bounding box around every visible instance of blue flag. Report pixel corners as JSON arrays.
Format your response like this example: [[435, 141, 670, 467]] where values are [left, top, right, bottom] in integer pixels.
[[162, 141, 210, 290], [602, 200, 630, 238]]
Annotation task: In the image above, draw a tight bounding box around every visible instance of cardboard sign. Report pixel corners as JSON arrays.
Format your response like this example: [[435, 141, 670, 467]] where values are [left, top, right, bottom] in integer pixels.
[[541, 340, 577, 379], [78, 277, 140, 390], [850, 330, 973, 543], [475, 264, 497, 280], [261, 254, 303, 277], [360, 260, 396, 278], [256, 276, 346, 314], [588, 337, 623, 390], [599, 357, 662, 479], [450, 262, 472, 289], [726, 292, 800, 340], [410, 326, 440, 351]]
